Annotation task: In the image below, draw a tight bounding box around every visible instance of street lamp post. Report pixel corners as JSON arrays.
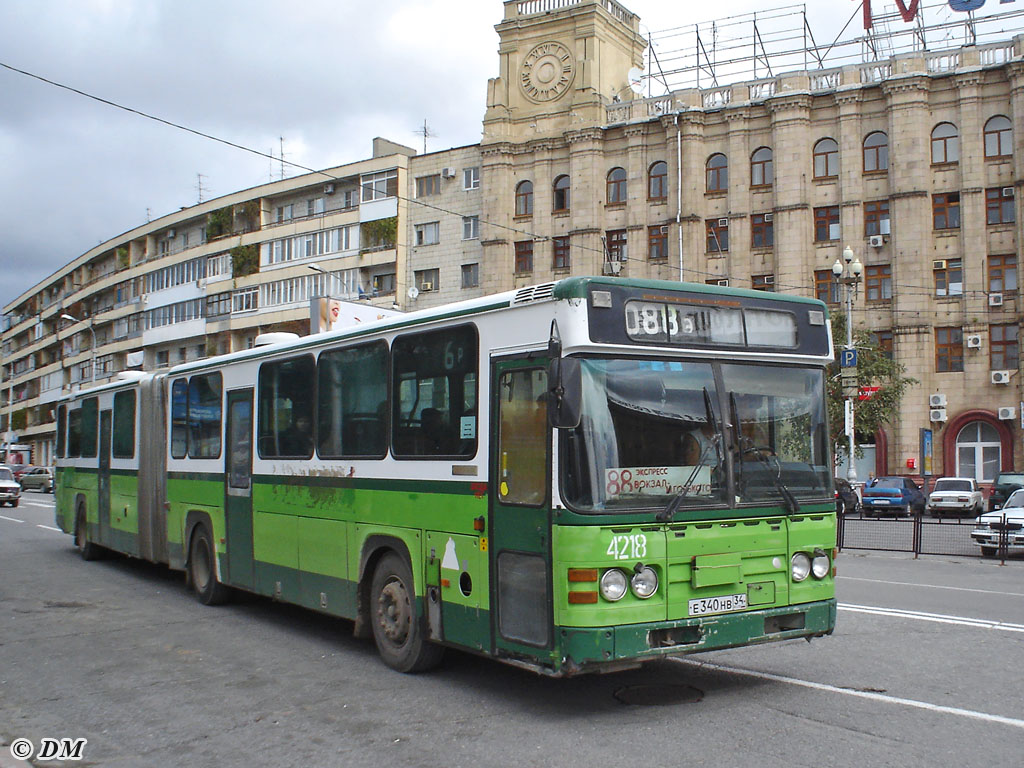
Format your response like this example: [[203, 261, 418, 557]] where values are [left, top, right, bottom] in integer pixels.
[[60, 313, 96, 385], [833, 246, 863, 485]]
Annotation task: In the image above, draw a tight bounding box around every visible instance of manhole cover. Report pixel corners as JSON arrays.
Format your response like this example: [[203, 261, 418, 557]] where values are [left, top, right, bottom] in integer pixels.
[[613, 684, 704, 706]]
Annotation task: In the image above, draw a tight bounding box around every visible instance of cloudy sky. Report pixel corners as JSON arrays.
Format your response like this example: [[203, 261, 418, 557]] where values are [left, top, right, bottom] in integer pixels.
[[1, 0, 1015, 310]]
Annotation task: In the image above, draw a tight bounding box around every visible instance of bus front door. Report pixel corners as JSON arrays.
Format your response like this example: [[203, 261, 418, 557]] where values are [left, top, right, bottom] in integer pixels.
[[98, 409, 112, 547], [224, 389, 255, 589], [489, 359, 553, 660]]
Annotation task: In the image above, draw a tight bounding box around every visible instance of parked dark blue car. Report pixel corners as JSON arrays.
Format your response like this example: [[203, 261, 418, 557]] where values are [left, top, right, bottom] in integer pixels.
[[861, 476, 926, 517]]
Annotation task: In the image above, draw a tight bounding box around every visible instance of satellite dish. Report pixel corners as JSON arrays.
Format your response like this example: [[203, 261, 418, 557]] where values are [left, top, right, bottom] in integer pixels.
[[627, 68, 645, 95], [407, 286, 420, 300]]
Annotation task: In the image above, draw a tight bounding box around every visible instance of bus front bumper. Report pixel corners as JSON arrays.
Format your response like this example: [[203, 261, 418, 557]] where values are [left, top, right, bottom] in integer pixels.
[[557, 599, 837, 674]]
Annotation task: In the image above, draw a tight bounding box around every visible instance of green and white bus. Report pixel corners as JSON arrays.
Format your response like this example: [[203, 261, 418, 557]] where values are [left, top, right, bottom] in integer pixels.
[[55, 277, 837, 675]]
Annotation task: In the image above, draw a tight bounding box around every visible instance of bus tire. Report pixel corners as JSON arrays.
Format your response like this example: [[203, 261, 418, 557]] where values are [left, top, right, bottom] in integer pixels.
[[370, 552, 443, 673], [75, 507, 100, 561], [189, 524, 230, 606]]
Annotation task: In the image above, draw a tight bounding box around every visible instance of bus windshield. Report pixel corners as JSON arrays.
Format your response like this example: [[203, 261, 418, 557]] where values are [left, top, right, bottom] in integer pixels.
[[560, 358, 831, 513]]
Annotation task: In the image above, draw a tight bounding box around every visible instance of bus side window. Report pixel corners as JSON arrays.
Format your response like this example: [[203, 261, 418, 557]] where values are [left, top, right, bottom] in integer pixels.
[[80, 397, 98, 459], [67, 408, 82, 458], [188, 373, 222, 459], [392, 325, 478, 459], [56, 404, 67, 458], [258, 355, 315, 459], [170, 378, 188, 459], [316, 341, 388, 458], [112, 390, 136, 459]]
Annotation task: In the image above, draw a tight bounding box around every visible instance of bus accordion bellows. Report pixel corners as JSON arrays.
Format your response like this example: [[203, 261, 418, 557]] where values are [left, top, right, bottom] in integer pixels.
[[54, 276, 837, 676]]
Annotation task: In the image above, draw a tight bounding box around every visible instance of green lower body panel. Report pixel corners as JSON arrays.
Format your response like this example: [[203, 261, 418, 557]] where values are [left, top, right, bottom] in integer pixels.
[[555, 599, 836, 674]]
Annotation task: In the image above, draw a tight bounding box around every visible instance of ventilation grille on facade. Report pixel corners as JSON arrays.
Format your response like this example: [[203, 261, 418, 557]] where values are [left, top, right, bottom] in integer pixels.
[[511, 283, 556, 305]]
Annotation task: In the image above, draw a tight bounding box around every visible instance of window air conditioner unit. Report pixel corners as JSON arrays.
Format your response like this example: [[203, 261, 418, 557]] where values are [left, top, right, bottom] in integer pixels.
[[764, 275, 775, 285], [713, 279, 729, 286], [932, 260, 946, 270], [166, 229, 176, 239], [868, 235, 884, 248], [989, 293, 1004, 307], [419, 282, 434, 292], [930, 408, 948, 422], [442, 167, 457, 179], [1003, 187, 1014, 197], [991, 370, 1011, 385], [763, 213, 773, 222], [929, 393, 947, 408], [966, 334, 982, 349], [998, 406, 1016, 420], [718, 218, 729, 227], [324, 183, 335, 194], [660, 226, 669, 234]]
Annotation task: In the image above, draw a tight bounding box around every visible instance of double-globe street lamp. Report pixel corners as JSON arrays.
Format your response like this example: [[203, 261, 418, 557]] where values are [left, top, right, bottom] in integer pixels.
[[833, 246, 863, 485]]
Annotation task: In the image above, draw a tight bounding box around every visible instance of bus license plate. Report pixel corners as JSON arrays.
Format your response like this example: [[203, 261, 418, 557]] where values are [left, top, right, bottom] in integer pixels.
[[689, 593, 748, 617]]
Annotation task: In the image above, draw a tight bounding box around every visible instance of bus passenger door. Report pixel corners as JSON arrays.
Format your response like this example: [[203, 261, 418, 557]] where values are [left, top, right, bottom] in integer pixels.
[[98, 410, 112, 545], [489, 359, 553, 659], [224, 389, 254, 589]]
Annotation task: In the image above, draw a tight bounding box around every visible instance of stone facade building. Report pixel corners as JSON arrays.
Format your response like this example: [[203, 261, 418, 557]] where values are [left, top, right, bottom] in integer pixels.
[[5, 0, 1024, 484]]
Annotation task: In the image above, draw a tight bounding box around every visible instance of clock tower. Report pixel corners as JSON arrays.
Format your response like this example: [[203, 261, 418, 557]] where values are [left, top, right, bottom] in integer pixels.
[[483, 0, 647, 142]]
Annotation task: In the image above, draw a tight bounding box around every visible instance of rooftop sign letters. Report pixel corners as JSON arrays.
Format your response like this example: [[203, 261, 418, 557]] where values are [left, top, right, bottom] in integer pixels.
[[862, 0, 1015, 29]]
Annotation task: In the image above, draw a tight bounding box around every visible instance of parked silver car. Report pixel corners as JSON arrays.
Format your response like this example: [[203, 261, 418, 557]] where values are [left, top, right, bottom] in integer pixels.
[[0, 466, 22, 507], [19, 466, 54, 493]]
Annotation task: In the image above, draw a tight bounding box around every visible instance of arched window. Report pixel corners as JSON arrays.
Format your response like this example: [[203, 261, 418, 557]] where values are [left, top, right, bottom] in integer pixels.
[[813, 138, 839, 179], [552, 175, 570, 212], [931, 123, 959, 164], [956, 421, 1001, 483], [863, 132, 889, 173], [606, 167, 627, 204], [648, 161, 668, 201], [706, 153, 728, 192], [750, 147, 773, 188], [984, 115, 1013, 159], [515, 180, 533, 217]]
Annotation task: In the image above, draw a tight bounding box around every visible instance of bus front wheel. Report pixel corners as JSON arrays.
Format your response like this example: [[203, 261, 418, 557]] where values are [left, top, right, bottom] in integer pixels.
[[370, 552, 443, 673], [189, 525, 230, 605]]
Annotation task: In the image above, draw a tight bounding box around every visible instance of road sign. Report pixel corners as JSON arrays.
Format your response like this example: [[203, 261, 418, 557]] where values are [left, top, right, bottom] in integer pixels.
[[840, 348, 858, 368], [841, 375, 857, 389], [858, 386, 880, 400]]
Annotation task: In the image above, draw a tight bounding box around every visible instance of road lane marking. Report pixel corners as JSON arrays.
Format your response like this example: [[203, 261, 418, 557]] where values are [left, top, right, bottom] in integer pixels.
[[36, 524, 62, 532], [842, 576, 1024, 598], [0, 514, 25, 523], [839, 602, 1024, 633], [670, 657, 1024, 731]]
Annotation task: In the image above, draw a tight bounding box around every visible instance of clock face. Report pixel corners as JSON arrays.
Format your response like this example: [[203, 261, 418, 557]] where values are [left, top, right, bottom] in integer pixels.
[[519, 41, 575, 103]]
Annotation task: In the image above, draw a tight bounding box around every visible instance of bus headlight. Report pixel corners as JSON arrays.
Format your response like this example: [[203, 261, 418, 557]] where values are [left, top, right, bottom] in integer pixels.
[[811, 550, 830, 579], [600, 569, 628, 602], [630, 566, 658, 599], [791, 552, 811, 582]]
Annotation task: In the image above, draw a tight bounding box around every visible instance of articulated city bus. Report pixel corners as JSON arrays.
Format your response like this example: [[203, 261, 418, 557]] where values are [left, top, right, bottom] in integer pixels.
[[54, 277, 837, 675]]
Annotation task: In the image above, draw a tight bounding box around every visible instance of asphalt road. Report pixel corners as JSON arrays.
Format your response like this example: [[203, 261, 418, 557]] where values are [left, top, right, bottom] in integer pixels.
[[2, 492, 1022, 767]]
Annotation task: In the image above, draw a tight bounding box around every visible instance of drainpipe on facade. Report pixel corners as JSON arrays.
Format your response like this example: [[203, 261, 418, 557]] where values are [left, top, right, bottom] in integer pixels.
[[675, 113, 683, 282]]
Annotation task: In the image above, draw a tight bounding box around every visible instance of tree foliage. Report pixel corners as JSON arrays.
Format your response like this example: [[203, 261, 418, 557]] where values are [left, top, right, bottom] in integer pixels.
[[828, 312, 917, 460]]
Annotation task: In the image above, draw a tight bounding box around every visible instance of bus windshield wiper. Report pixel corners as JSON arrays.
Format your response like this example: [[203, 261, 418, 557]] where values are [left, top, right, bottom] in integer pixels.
[[657, 388, 721, 523], [738, 442, 801, 514]]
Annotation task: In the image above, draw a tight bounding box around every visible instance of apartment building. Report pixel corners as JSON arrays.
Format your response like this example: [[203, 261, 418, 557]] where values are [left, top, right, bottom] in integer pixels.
[[1, 138, 415, 465], [5, 0, 1024, 481]]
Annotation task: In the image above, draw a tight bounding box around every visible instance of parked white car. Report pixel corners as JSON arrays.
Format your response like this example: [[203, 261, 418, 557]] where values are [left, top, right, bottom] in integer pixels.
[[0, 466, 21, 507], [926, 477, 984, 518], [971, 488, 1024, 556]]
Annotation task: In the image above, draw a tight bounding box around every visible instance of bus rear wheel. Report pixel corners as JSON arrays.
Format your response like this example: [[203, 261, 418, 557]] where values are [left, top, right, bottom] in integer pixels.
[[75, 507, 100, 561], [370, 552, 443, 673], [189, 525, 230, 605]]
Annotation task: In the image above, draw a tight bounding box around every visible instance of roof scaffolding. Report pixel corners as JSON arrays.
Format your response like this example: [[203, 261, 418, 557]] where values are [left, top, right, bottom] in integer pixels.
[[639, 0, 1024, 97]]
